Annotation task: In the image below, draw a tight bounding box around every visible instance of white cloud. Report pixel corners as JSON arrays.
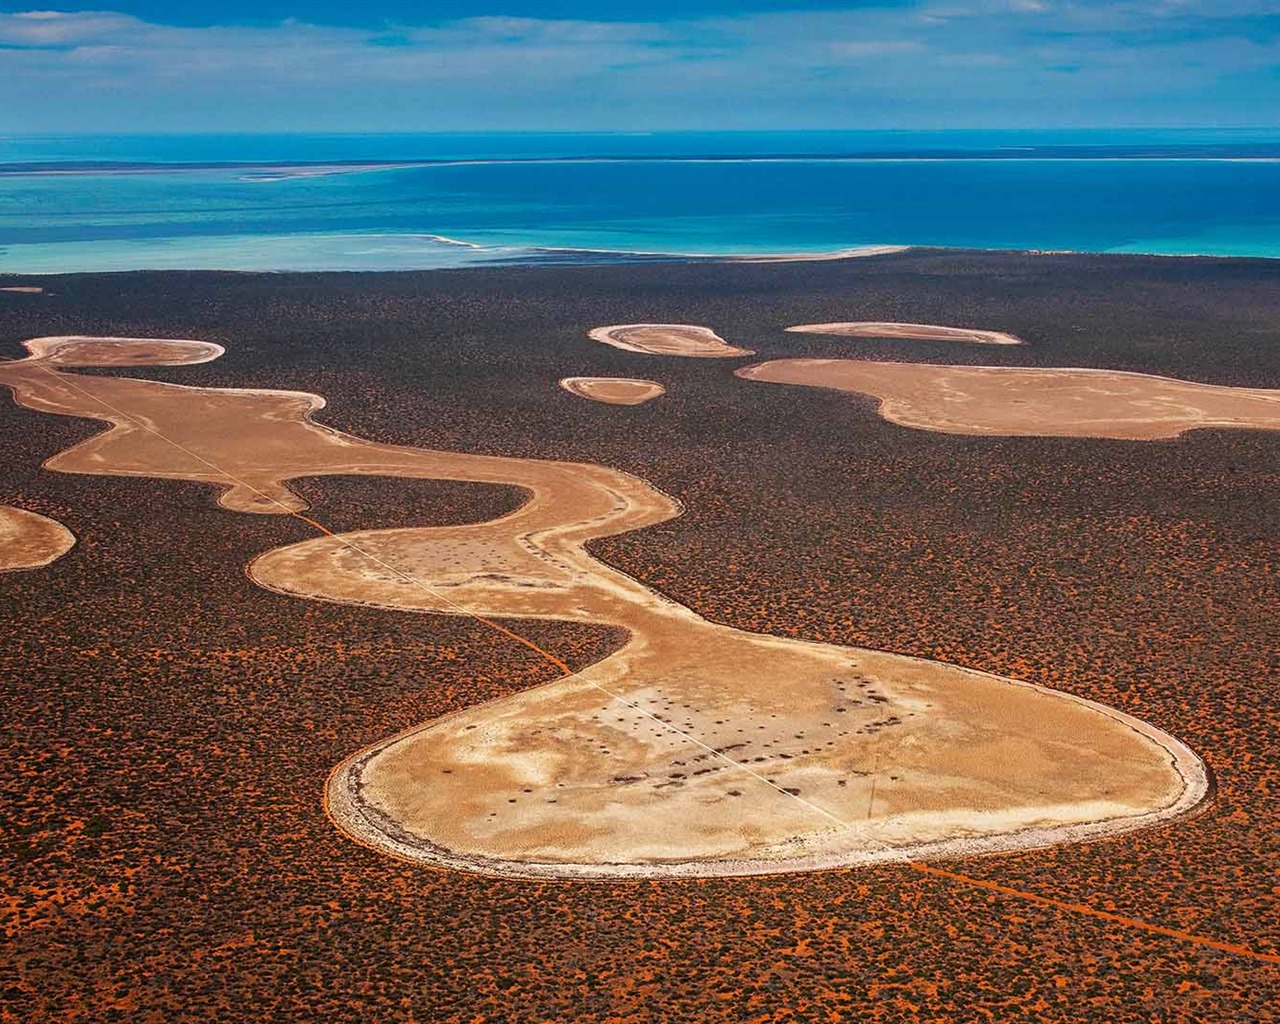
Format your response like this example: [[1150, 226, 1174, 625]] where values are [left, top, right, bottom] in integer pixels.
[[829, 40, 927, 58], [0, 2, 1276, 131], [0, 9, 140, 45]]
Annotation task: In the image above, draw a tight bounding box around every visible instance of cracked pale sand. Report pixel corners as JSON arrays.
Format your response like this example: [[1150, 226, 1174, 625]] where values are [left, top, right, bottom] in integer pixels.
[[0, 336, 1207, 878], [0, 505, 75, 572], [786, 322, 1025, 346], [736, 359, 1280, 440], [587, 324, 754, 359], [559, 377, 666, 406]]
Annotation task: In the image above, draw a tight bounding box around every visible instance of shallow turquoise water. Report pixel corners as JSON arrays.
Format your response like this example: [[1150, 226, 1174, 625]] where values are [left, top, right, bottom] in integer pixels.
[[3, 131, 1279, 272]]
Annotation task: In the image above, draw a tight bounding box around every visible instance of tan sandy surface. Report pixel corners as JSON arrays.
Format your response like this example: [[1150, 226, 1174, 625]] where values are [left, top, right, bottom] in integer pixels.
[[0, 336, 1207, 878], [587, 324, 755, 358], [737, 359, 1280, 440], [24, 335, 226, 367], [786, 322, 1025, 345], [1, 286, 44, 294], [0, 505, 75, 572], [559, 377, 666, 405], [728, 245, 909, 264]]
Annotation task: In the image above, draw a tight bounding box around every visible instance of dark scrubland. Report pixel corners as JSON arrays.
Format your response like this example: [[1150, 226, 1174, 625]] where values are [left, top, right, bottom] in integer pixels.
[[2, 250, 1279, 1022]]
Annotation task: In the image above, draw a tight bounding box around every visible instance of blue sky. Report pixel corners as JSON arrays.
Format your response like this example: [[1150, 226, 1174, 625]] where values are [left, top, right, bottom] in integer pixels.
[[1, 1, 1278, 132]]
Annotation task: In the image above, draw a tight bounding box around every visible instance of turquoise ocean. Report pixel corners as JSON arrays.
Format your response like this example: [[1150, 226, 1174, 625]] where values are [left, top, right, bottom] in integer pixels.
[[3, 129, 1280, 273]]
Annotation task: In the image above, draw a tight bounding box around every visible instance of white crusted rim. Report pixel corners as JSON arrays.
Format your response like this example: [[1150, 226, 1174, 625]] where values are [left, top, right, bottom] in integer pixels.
[[324, 649, 1209, 881]]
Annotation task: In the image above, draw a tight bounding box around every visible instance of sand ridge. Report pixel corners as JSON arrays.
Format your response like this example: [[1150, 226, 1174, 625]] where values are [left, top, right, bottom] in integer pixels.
[[786, 322, 1025, 345], [736, 359, 1280, 440], [1, 286, 45, 294], [559, 377, 666, 405], [587, 324, 755, 358], [0, 336, 1207, 878], [0, 505, 75, 572]]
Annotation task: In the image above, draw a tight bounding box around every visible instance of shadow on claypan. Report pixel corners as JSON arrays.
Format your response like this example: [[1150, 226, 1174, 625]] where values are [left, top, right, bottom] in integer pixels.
[[0, 335, 1208, 879]]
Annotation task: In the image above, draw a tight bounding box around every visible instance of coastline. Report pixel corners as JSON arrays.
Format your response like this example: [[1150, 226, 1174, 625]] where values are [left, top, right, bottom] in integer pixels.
[[5, 238, 1280, 278], [6, 136, 1280, 273], [7, 151, 1280, 179]]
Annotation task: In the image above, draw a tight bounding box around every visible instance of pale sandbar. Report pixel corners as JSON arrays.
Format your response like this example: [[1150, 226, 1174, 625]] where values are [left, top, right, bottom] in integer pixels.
[[786, 322, 1024, 346]]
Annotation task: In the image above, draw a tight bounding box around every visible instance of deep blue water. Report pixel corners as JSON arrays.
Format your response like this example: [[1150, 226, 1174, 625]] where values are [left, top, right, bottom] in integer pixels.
[[2, 131, 1279, 272]]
